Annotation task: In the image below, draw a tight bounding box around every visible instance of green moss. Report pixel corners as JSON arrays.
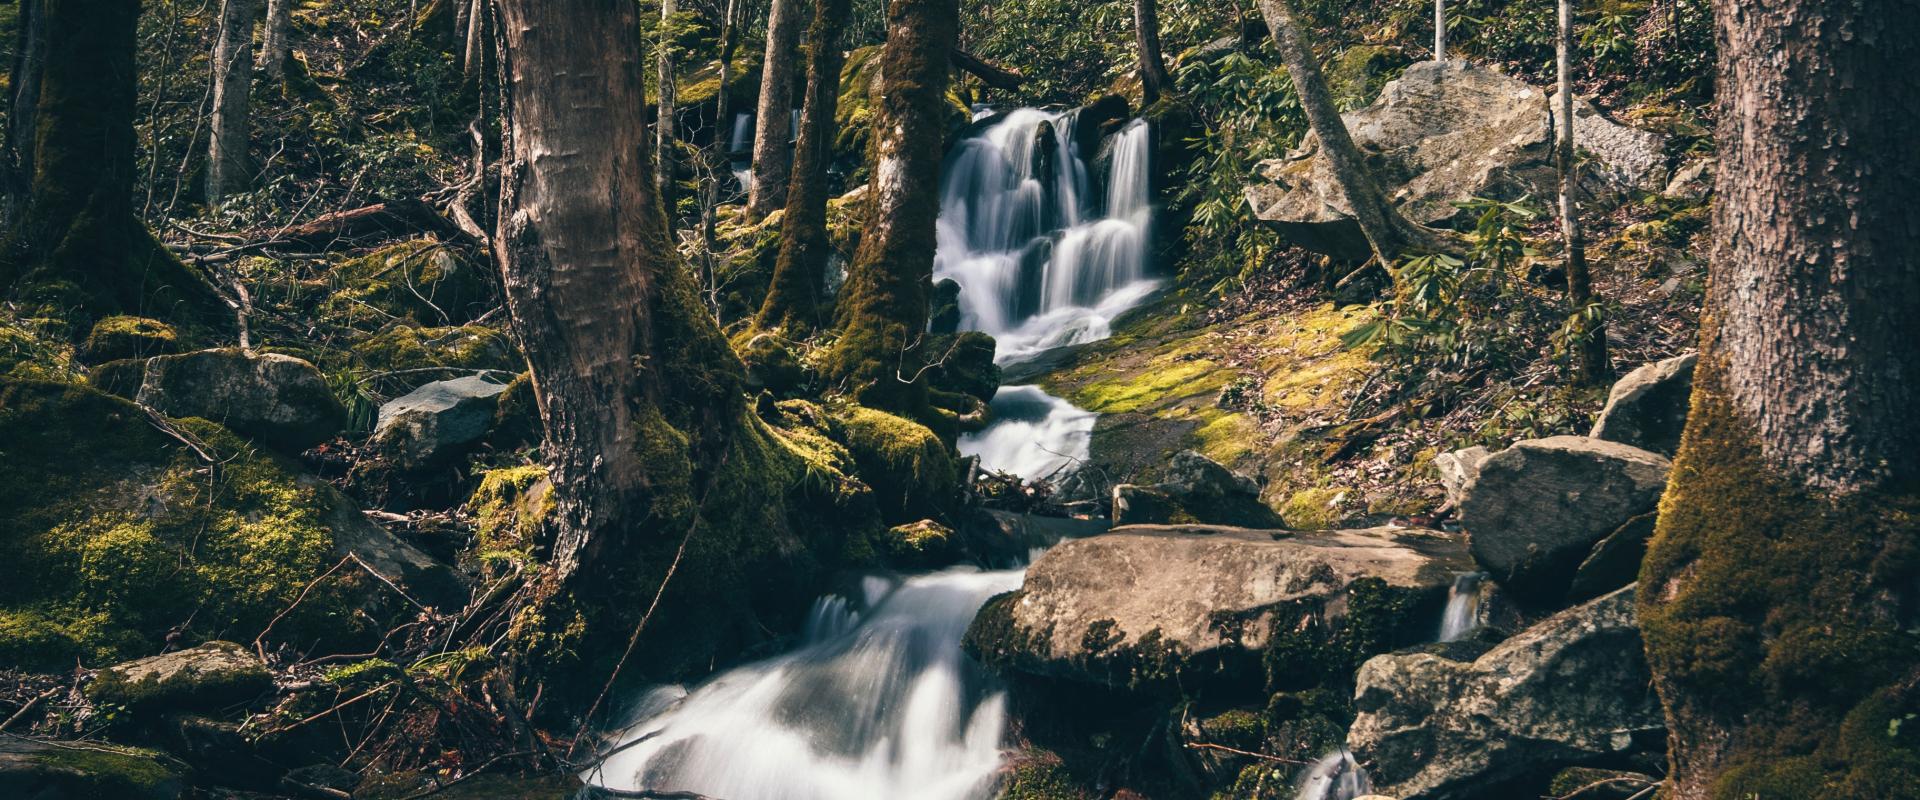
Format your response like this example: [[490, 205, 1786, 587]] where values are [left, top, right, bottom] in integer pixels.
[[1640, 357, 1920, 797], [325, 240, 495, 327], [834, 405, 958, 524], [490, 372, 540, 448], [467, 465, 552, 562], [1280, 487, 1349, 530], [0, 380, 382, 668], [349, 324, 518, 391], [0, 312, 79, 381], [1323, 45, 1411, 110], [880, 519, 957, 567], [84, 642, 273, 711], [77, 315, 179, 364], [24, 742, 184, 798], [999, 753, 1094, 800]]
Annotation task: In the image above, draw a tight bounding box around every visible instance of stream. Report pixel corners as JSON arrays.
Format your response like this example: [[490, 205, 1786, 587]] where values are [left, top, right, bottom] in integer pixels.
[[587, 107, 1157, 800]]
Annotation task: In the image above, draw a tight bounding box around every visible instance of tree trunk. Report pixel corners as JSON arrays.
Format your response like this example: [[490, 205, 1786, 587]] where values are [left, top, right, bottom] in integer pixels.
[[1433, 0, 1446, 60], [821, 0, 956, 415], [462, 0, 488, 78], [746, 0, 804, 220], [496, 0, 843, 704], [4, 0, 47, 219], [1257, 0, 1449, 263], [655, 0, 679, 235], [1556, 0, 1607, 384], [753, 0, 853, 334], [208, 0, 259, 207], [259, 0, 291, 81], [1134, 0, 1174, 106], [1639, 0, 1920, 796], [2, 0, 225, 329], [699, 0, 743, 305]]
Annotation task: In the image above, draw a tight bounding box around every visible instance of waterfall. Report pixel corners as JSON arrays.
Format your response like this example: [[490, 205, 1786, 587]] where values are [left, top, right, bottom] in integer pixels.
[[934, 109, 1159, 363], [730, 112, 754, 195], [589, 567, 1024, 800], [958, 385, 1095, 481], [1438, 572, 1487, 643], [1294, 749, 1373, 800]]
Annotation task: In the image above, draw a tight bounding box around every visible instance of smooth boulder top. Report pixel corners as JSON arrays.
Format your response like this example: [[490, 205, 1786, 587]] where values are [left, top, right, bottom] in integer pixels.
[[85, 641, 271, 712], [984, 524, 1469, 686], [134, 348, 347, 452], [1460, 436, 1670, 603], [373, 374, 512, 468], [1349, 587, 1663, 800]]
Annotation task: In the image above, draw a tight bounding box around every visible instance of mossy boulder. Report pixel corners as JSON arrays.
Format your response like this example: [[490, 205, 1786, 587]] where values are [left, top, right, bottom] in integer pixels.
[[833, 406, 959, 525], [87, 358, 148, 399], [466, 465, 552, 563], [85, 641, 272, 713], [0, 738, 185, 800], [740, 333, 808, 396], [1111, 451, 1284, 528], [77, 316, 180, 364], [0, 380, 449, 669], [1324, 44, 1412, 110], [926, 330, 1001, 403], [133, 348, 348, 452], [489, 372, 540, 449], [0, 313, 78, 381], [350, 324, 520, 393], [879, 519, 958, 568], [325, 240, 496, 327]]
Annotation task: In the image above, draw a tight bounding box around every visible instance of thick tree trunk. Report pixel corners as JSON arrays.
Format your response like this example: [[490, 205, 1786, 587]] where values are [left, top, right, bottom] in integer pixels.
[[1134, 0, 1174, 106], [1556, 0, 1607, 384], [259, 0, 291, 81], [655, 0, 680, 235], [1257, 0, 1449, 263], [822, 0, 956, 415], [746, 0, 805, 220], [753, 0, 853, 334], [1639, 1, 1920, 796], [2, 0, 225, 329], [208, 0, 259, 207]]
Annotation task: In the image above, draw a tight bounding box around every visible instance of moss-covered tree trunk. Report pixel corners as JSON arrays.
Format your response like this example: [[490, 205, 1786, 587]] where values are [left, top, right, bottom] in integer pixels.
[[1556, 0, 1608, 384], [698, 0, 742, 304], [1257, 0, 1450, 263], [496, 0, 830, 709], [208, 0, 259, 207], [2, 0, 225, 329], [747, 0, 804, 220], [1134, 0, 1174, 106], [3, 0, 47, 221], [752, 0, 853, 335], [1638, 1, 1920, 796], [822, 0, 957, 415]]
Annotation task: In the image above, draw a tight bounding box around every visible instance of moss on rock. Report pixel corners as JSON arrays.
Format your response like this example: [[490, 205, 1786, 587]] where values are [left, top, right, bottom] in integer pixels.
[[0, 380, 390, 668], [325, 240, 495, 327], [77, 316, 180, 364], [466, 465, 552, 563], [833, 405, 959, 524], [350, 324, 519, 392]]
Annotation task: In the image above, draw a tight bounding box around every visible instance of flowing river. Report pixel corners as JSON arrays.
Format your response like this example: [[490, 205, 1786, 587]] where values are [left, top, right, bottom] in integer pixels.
[[588, 107, 1157, 799]]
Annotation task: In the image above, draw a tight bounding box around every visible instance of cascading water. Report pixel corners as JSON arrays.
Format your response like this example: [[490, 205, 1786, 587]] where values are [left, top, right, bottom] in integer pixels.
[[1293, 749, 1374, 800], [589, 568, 1023, 800], [729, 112, 755, 195], [1438, 572, 1488, 643], [959, 385, 1095, 481], [934, 109, 1160, 364]]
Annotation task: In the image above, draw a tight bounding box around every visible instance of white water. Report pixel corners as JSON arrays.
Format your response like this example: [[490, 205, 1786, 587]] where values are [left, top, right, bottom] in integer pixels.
[[1438, 572, 1488, 643], [590, 567, 1024, 800], [1294, 749, 1373, 800], [934, 110, 1159, 363], [958, 385, 1095, 481]]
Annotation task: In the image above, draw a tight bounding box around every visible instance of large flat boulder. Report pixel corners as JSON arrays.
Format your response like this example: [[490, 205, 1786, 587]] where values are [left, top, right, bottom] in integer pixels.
[[1348, 587, 1663, 799], [1589, 353, 1697, 457], [1460, 436, 1669, 604], [134, 348, 347, 451], [965, 525, 1469, 689], [1245, 61, 1668, 258]]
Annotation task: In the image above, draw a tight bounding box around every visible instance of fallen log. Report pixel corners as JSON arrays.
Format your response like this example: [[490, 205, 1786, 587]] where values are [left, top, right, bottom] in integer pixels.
[[274, 198, 468, 250], [951, 47, 1026, 91]]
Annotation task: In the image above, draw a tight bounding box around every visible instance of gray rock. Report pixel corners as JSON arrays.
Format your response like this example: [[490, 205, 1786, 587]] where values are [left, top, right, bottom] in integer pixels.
[[1590, 353, 1697, 457], [1568, 512, 1657, 603], [966, 525, 1470, 688], [1349, 587, 1663, 800], [1433, 446, 1491, 509], [135, 348, 347, 451], [1109, 451, 1283, 527], [1460, 436, 1670, 603], [85, 641, 271, 711], [1245, 61, 1668, 258], [958, 508, 1108, 567], [372, 375, 511, 468], [1662, 158, 1715, 201], [0, 738, 186, 800]]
